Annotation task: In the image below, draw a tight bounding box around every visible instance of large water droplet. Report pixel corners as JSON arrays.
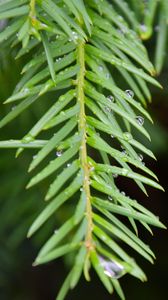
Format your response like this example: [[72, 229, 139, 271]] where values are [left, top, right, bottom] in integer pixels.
[[99, 257, 125, 279], [125, 89, 134, 98], [108, 195, 113, 201], [56, 150, 63, 157], [135, 116, 144, 126], [107, 95, 114, 102]]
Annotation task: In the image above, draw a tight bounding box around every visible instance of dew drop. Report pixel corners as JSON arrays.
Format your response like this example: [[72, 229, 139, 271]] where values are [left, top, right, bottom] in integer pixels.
[[113, 174, 118, 178], [72, 31, 78, 41], [107, 95, 114, 102], [123, 132, 133, 140], [111, 134, 114, 138], [98, 65, 103, 72], [125, 89, 134, 98], [67, 163, 71, 167], [121, 191, 126, 196], [108, 195, 113, 201], [121, 149, 127, 156], [138, 153, 143, 161], [11, 106, 16, 111], [135, 116, 144, 126], [90, 166, 95, 172], [56, 150, 63, 157], [55, 57, 62, 62], [99, 257, 125, 279], [140, 24, 147, 32]]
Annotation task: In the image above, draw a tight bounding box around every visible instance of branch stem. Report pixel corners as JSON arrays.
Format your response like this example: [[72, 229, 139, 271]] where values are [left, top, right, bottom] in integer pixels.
[[76, 40, 94, 252]]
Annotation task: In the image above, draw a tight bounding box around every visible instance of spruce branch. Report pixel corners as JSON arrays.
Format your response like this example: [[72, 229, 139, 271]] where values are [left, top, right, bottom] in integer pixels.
[[0, 0, 167, 299]]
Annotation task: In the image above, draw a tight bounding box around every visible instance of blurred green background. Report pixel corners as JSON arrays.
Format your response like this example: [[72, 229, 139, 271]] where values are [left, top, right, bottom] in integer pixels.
[[0, 37, 168, 300]]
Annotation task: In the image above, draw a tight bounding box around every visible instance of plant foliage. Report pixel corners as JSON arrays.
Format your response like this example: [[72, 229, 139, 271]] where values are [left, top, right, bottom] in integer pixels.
[[0, 0, 167, 299]]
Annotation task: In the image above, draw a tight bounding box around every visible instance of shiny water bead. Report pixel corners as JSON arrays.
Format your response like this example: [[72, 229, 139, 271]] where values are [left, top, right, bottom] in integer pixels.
[[56, 150, 63, 157], [107, 95, 114, 102], [104, 106, 111, 113], [55, 57, 62, 62], [140, 24, 147, 33], [72, 31, 78, 41], [98, 65, 104, 72], [125, 89, 134, 98], [121, 149, 127, 156], [123, 132, 132, 140], [138, 153, 143, 161], [111, 134, 114, 138], [67, 163, 71, 167], [121, 191, 126, 196], [108, 195, 113, 201], [136, 116, 144, 126], [99, 257, 125, 279], [113, 173, 118, 178]]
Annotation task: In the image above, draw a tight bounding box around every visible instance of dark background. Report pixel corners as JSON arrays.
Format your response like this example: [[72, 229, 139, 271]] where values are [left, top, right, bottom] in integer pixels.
[[0, 38, 168, 300]]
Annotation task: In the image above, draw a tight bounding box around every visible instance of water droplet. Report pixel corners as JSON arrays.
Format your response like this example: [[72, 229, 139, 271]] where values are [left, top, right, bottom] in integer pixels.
[[80, 187, 83, 192], [121, 191, 126, 196], [121, 149, 127, 156], [111, 134, 114, 138], [108, 195, 113, 201], [123, 132, 132, 140], [72, 31, 78, 41], [99, 257, 124, 279], [98, 65, 103, 72], [104, 106, 111, 113], [140, 24, 147, 32], [33, 155, 37, 159], [90, 166, 95, 172], [55, 57, 62, 62], [67, 163, 71, 167], [56, 150, 63, 157], [107, 95, 114, 102], [113, 174, 118, 178], [125, 89, 134, 98], [138, 153, 143, 161], [135, 116, 144, 126], [54, 230, 58, 234]]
